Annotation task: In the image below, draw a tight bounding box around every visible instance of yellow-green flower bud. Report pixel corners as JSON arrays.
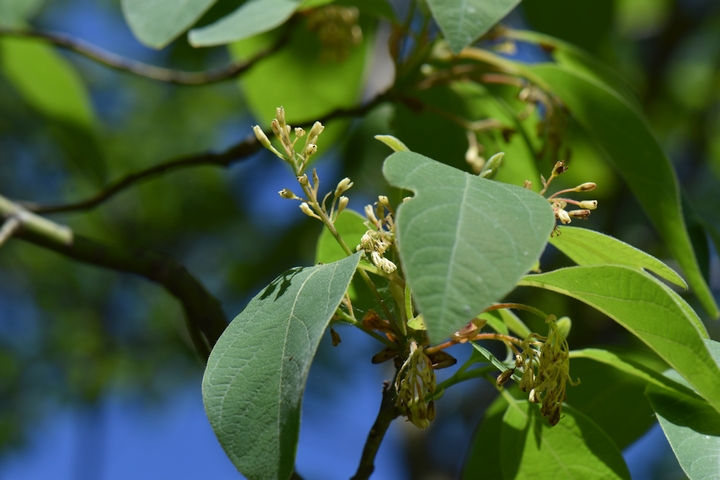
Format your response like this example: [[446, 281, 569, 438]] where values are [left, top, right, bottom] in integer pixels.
[[308, 121, 324, 144], [253, 125, 272, 149], [305, 143, 318, 156], [574, 182, 596, 192], [557, 209, 571, 224], [568, 209, 591, 219], [297, 174, 309, 186], [295, 127, 306, 138], [299, 202, 321, 220], [271, 119, 282, 139], [337, 196, 349, 214], [377, 195, 389, 208], [334, 177, 353, 197], [279, 189, 300, 200], [578, 200, 597, 210], [276, 106, 287, 128]]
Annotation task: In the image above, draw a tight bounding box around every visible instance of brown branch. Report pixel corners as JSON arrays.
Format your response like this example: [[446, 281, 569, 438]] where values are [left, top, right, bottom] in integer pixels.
[[0, 26, 288, 85], [22, 92, 392, 215], [1, 195, 227, 359], [351, 380, 400, 480]]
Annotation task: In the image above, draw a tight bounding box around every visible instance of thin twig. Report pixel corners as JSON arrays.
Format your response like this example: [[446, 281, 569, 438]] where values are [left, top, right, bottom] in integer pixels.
[[0, 216, 21, 246], [1, 195, 227, 359], [351, 380, 400, 480], [21, 91, 392, 215], [0, 26, 289, 85]]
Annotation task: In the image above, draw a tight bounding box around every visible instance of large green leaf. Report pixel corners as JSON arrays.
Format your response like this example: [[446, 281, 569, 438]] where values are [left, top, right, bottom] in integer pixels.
[[566, 355, 657, 450], [426, 0, 521, 54], [648, 340, 720, 480], [203, 253, 361, 480], [0, 37, 105, 184], [520, 265, 720, 414], [383, 151, 555, 342], [121, 0, 217, 48], [550, 226, 687, 288], [500, 401, 631, 479], [189, 0, 300, 47], [531, 64, 718, 318]]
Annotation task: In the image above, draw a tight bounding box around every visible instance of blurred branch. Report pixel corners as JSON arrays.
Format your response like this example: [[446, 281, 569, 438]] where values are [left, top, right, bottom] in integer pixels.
[[351, 379, 400, 480], [0, 26, 288, 85], [22, 92, 392, 215], [0, 194, 227, 359]]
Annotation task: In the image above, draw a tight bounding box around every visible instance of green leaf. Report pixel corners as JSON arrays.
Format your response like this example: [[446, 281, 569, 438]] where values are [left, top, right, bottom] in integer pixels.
[[567, 354, 658, 450], [520, 265, 720, 414], [0, 0, 44, 27], [0, 37, 105, 184], [647, 341, 720, 480], [189, 0, 300, 47], [203, 253, 361, 480], [121, 0, 218, 49], [531, 64, 718, 318], [462, 393, 509, 479], [550, 226, 687, 288], [426, 0, 521, 54], [500, 401, 631, 479], [383, 151, 555, 341], [649, 341, 720, 477]]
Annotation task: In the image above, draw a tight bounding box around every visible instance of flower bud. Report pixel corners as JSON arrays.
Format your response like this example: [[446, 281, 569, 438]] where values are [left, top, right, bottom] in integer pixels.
[[523, 180, 533, 190], [578, 200, 597, 210], [377, 195, 389, 208], [297, 174, 309, 186], [364, 204, 379, 224], [305, 143, 318, 156], [308, 121, 324, 144], [337, 196, 349, 214], [574, 182, 596, 192], [294, 127, 305, 138], [253, 125, 272, 149], [300, 202, 321, 219], [278, 188, 300, 200], [335, 177, 353, 197], [552, 161, 567, 176], [568, 209, 591, 220], [275, 106, 287, 128], [271, 119, 282, 139], [557, 209, 571, 224]]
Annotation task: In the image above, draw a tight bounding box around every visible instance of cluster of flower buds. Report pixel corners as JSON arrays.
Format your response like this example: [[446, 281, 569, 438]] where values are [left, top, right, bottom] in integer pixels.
[[539, 161, 598, 228], [395, 341, 436, 429], [357, 196, 397, 274], [252, 107, 324, 173], [505, 315, 577, 426]]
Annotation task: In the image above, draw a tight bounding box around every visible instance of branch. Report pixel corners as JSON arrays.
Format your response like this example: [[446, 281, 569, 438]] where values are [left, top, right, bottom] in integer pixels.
[[1, 195, 227, 359], [0, 26, 288, 85], [22, 92, 392, 215], [351, 380, 400, 480]]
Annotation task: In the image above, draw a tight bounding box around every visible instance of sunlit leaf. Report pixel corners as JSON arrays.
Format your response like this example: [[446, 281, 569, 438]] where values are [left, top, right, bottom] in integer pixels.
[[426, 0, 521, 53], [383, 151, 555, 341], [550, 226, 687, 288], [531, 64, 718, 318], [121, 0, 217, 48], [500, 401, 631, 479], [203, 253, 361, 480], [648, 340, 720, 480], [520, 265, 720, 414]]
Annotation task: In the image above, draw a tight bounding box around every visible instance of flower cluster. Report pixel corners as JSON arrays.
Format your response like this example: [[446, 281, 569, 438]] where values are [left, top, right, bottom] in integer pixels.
[[510, 315, 578, 426], [357, 195, 397, 274], [395, 341, 436, 429], [535, 161, 598, 229]]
